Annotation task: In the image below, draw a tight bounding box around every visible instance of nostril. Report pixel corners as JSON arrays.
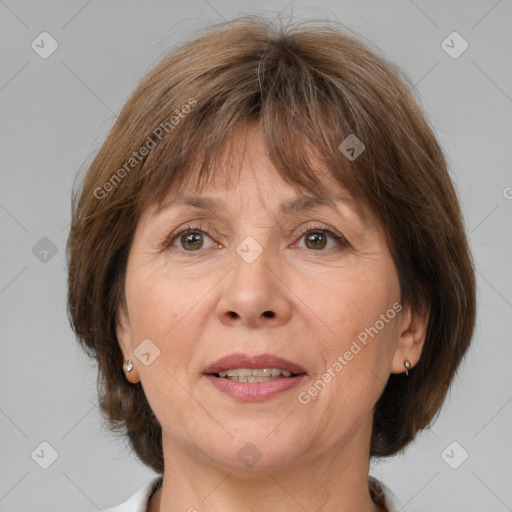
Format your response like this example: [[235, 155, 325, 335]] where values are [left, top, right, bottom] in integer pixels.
[[263, 311, 275, 318]]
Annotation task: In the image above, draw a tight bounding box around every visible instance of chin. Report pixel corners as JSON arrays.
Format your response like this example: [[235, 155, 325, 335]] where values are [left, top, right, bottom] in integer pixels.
[[198, 429, 308, 473]]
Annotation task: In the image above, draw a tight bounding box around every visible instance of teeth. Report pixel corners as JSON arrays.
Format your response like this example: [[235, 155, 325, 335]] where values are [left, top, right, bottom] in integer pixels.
[[226, 375, 280, 383], [253, 368, 271, 376], [217, 368, 295, 380]]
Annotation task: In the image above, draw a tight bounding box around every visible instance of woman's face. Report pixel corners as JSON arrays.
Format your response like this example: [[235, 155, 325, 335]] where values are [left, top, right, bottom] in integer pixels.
[[117, 127, 422, 472]]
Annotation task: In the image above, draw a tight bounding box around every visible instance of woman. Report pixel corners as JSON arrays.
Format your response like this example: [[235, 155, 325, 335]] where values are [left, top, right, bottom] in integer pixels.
[[67, 15, 476, 512]]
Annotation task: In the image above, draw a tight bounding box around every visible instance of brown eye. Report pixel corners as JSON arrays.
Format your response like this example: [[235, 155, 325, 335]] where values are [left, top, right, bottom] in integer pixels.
[[180, 231, 205, 251], [161, 224, 218, 252], [303, 231, 328, 250], [294, 224, 348, 252]]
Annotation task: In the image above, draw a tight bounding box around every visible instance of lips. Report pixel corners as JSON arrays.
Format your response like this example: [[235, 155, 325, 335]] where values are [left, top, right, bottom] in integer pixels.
[[202, 353, 308, 401], [202, 353, 307, 376]]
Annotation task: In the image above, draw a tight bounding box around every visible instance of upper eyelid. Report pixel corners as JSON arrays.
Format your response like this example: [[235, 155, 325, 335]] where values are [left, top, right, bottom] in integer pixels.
[[165, 222, 345, 249], [171, 221, 340, 237]]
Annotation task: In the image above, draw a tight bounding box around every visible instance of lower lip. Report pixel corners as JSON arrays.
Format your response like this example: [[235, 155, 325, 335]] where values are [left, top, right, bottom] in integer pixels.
[[204, 374, 307, 401]]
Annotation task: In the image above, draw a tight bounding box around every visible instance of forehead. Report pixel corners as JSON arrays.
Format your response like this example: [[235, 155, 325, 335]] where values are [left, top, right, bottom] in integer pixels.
[[142, 124, 375, 229], [149, 180, 373, 231]]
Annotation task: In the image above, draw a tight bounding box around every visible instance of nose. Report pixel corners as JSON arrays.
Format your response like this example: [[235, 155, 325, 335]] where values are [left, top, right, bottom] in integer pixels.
[[216, 247, 292, 329]]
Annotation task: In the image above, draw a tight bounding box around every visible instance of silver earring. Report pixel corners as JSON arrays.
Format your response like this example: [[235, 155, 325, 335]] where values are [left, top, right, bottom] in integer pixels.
[[123, 359, 134, 373], [404, 359, 411, 376]]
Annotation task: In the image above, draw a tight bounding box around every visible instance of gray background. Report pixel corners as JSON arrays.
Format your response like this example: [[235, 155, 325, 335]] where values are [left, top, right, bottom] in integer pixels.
[[1, 1, 511, 511]]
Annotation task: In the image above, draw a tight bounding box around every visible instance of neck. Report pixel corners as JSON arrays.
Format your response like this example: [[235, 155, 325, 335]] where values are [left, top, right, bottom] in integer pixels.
[[149, 422, 385, 512]]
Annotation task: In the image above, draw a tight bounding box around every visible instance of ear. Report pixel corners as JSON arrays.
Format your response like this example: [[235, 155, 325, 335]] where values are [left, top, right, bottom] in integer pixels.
[[390, 301, 430, 374], [116, 301, 140, 384], [116, 300, 133, 360]]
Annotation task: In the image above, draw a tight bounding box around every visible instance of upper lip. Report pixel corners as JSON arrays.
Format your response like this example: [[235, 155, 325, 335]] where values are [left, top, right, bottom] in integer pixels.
[[203, 353, 307, 375]]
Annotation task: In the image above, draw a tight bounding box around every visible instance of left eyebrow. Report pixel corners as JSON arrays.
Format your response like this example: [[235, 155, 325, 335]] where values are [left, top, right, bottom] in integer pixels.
[[155, 193, 370, 227]]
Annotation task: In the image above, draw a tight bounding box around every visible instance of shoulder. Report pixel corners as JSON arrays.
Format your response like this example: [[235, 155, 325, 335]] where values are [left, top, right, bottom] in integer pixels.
[[369, 476, 408, 512], [102, 476, 163, 512]]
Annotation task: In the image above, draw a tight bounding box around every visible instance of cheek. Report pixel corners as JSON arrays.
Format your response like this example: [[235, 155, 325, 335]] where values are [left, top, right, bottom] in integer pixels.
[[311, 261, 399, 346], [125, 259, 201, 338], [304, 259, 400, 404], [302, 302, 399, 442], [124, 264, 206, 425]]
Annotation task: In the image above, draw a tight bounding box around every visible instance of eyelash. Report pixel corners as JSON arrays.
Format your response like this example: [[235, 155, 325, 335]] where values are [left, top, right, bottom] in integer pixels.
[[159, 222, 350, 254]]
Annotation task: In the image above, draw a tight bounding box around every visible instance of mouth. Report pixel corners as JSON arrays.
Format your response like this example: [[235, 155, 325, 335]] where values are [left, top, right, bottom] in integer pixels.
[[202, 353, 307, 401], [214, 368, 302, 382]]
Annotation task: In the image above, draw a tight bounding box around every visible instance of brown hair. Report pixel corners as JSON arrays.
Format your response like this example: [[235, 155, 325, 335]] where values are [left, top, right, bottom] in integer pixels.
[[66, 15, 476, 473]]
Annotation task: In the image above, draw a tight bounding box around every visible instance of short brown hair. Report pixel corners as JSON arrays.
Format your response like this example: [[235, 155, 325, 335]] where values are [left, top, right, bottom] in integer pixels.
[[66, 15, 476, 473]]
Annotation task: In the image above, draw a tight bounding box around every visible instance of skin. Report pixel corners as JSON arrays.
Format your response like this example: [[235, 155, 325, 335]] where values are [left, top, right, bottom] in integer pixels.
[[116, 125, 428, 511]]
